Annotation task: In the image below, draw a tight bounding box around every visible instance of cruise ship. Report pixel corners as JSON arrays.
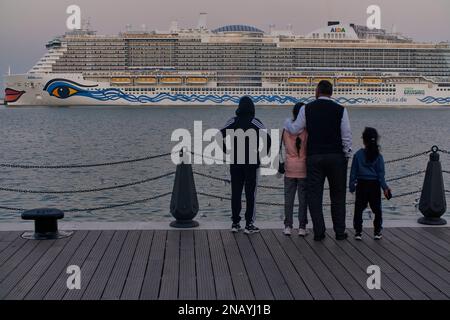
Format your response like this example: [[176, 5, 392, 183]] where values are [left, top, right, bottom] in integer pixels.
[[4, 15, 450, 106]]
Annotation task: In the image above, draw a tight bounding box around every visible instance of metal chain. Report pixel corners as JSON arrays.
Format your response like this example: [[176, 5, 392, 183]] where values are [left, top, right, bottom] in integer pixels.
[[193, 171, 285, 190], [194, 169, 427, 190], [0, 205, 24, 211], [0, 172, 174, 194], [199, 188, 423, 207], [0, 191, 172, 213], [0, 152, 172, 169], [384, 150, 430, 164], [66, 192, 172, 212], [386, 170, 425, 182]]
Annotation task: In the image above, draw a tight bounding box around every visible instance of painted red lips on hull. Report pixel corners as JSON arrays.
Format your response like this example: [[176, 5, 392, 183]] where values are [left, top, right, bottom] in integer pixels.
[[5, 88, 26, 103]]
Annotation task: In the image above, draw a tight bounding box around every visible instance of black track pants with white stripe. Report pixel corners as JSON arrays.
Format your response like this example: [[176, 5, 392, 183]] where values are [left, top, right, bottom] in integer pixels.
[[230, 165, 258, 225]]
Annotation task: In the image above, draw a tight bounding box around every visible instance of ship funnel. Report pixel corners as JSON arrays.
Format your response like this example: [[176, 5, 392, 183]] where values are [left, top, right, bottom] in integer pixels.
[[197, 12, 207, 30], [170, 20, 179, 32], [269, 24, 275, 33]]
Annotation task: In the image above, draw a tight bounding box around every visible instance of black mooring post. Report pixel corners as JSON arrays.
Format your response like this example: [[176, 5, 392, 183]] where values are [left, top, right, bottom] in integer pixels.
[[21, 208, 73, 240], [170, 149, 199, 228], [418, 146, 447, 225]]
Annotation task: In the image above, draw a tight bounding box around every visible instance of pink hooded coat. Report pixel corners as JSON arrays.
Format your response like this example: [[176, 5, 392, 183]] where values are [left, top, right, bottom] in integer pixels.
[[283, 130, 308, 179]]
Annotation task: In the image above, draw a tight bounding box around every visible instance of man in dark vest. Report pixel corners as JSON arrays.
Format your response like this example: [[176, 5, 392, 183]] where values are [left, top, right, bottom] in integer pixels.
[[284, 80, 352, 241]]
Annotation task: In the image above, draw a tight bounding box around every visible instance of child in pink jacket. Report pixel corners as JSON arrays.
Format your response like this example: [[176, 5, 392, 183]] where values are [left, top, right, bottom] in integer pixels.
[[282, 103, 309, 236]]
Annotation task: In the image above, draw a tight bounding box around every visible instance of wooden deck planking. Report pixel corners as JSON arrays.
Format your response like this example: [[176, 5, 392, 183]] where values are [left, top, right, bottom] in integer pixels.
[[261, 230, 312, 300], [178, 230, 197, 300], [248, 232, 292, 300], [395, 228, 450, 271], [0, 239, 39, 283], [194, 230, 216, 300], [289, 232, 352, 300], [272, 231, 333, 300], [303, 232, 372, 300], [220, 230, 255, 300], [383, 229, 450, 282], [23, 231, 89, 300], [63, 230, 115, 300], [121, 230, 154, 300], [233, 232, 274, 300], [158, 230, 180, 300], [362, 229, 450, 299], [323, 230, 409, 300], [81, 230, 128, 300], [207, 230, 234, 300], [404, 228, 450, 260], [140, 230, 166, 300], [0, 239, 56, 299], [44, 231, 102, 300], [101, 231, 141, 300], [322, 231, 391, 300], [346, 229, 430, 300], [0, 227, 449, 300]]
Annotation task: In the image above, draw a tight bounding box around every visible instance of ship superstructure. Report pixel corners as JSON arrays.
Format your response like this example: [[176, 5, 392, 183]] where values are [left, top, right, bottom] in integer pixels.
[[4, 16, 450, 106]]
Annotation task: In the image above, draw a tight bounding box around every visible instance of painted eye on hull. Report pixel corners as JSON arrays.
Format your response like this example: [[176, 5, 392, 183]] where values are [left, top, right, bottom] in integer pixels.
[[51, 86, 78, 99]]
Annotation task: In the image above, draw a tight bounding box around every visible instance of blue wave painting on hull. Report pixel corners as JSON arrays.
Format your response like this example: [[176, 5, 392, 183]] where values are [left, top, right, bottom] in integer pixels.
[[418, 96, 450, 104], [43, 79, 378, 105]]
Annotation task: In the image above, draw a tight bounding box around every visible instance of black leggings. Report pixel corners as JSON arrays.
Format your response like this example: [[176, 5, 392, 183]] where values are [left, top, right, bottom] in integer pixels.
[[353, 179, 383, 234]]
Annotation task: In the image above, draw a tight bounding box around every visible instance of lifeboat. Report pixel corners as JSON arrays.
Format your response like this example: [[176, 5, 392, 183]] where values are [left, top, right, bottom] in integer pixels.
[[287, 77, 310, 84], [135, 77, 157, 85], [161, 77, 182, 84], [111, 77, 132, 85], [186, 77, 208, 84], [361, 78, 383, 84], [312, 78, 334, 85], [337, 78, 359, 85]]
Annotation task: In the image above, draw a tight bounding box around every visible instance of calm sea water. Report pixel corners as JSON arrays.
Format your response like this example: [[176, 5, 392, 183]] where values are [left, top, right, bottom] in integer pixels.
[[0, 105, 449, 223]]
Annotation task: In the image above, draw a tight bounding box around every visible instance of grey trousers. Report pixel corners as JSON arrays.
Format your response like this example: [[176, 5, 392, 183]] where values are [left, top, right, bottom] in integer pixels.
[[284, 177, 308, 228]]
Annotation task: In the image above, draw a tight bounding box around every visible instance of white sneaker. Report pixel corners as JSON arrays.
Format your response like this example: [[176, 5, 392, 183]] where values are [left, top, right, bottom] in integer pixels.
[[298, 228, 309, 237], [283, 227, 292, 236]]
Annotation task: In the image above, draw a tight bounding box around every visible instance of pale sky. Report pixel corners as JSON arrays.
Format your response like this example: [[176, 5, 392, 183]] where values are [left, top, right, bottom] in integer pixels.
[[1, 0, 450, 82]]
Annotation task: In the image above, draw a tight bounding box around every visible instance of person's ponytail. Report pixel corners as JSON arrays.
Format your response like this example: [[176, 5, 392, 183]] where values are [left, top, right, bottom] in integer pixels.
[[362, 127, 380, 163]]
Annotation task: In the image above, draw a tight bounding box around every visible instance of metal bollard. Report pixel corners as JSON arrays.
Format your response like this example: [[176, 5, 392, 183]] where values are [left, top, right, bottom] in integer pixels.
[[418, 146, 447, 225], [21, 208, 73, 239], [169, 149, 199, 228]]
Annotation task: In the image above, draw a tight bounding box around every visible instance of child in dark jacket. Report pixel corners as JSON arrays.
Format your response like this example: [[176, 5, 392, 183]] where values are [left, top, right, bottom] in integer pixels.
[[349, 127, 391, 240]]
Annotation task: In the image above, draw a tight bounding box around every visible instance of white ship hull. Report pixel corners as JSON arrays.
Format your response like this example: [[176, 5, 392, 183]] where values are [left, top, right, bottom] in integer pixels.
[[4, 73, 450, 107]]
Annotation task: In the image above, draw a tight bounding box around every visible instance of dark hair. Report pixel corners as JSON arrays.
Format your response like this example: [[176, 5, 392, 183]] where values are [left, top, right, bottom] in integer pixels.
[[317, 80, 333, 96], [292, 102, 304, 155], [362, 127, 380, 163], [292, 102, 304, 121]]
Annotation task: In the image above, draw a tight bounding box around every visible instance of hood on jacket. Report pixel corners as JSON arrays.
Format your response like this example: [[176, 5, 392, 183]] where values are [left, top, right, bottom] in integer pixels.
[[236, 96, 255, 118]]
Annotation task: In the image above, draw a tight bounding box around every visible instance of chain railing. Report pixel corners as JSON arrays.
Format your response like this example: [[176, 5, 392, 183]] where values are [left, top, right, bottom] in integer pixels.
[[0, 146, 447, 213], [0, 172, 174, 194], [0, 152, 172, 169]]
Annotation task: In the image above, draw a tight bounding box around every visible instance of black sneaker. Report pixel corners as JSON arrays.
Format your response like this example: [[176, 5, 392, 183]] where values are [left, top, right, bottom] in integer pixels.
[[231, 223, 241, 233], [374, 233, 383, 240], [336, 232, 348, 240], [244, 224, 260, 235], [314, 233, 326, 241], [354, 233, 362, 241]]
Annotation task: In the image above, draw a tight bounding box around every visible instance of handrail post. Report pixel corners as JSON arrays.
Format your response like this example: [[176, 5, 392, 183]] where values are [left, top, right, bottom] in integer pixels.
[[169, 148, 199, 228], [418, 146, 447, 225]]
